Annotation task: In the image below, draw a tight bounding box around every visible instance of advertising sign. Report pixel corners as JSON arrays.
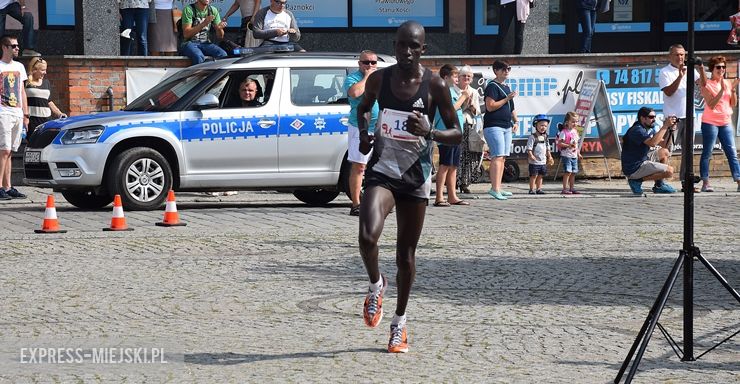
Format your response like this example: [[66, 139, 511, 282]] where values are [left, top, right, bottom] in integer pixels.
[[573, 79, 621, 159], [613, 0, 633, 22], [352, 0, 444, 28], [468, 63, 725, 160]]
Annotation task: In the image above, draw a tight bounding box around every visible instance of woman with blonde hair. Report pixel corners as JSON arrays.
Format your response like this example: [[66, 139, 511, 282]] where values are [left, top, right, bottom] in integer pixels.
[[24, 57, 66, 137]]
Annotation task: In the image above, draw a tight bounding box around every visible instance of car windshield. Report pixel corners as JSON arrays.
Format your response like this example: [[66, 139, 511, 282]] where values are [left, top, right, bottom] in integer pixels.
[[126, 69, 214, 112]]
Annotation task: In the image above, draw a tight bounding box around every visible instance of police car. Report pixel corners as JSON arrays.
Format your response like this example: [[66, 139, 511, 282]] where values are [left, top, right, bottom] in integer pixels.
[[23, 51, 394, 210]]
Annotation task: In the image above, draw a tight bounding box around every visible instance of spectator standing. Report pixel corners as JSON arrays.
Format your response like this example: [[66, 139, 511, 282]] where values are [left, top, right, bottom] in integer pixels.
[[24, 57, 65, 138], [526, 114, 553, 194], [621, 107, 677, 195], [119, 0, 151, 56], [576, 0, 597, 53], [252, 0, 304, 51], [556, 112, 583, 194], [658, 43, 702, 192], [456, 65, 481, 194], [0, 0, 38, 57], [223, 0, 261, 48], [483, 60, 518, 200], [343, 49, 379, 216], [698, 55, 740, 192], [180, 0, 227, 65], [148, 0, 177, 55], [433, 64, 469, 207], [495, 0, 533, 55], [0, 35, 28, 200]]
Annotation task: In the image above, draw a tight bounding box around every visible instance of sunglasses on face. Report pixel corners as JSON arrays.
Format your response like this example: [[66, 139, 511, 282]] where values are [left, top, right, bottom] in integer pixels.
[[714, 65, 726, 70], [273, 0, 287, 4], [4, 44, 19, 49], [497, 67, 512, 72], [359, 60, 377, 65], [646, 115, 656, 119]]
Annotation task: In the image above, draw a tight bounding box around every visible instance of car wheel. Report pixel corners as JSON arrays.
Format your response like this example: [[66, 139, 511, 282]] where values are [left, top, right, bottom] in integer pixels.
[[293, 189, 340, 206], [501, 159, 520, 183], [61, 190, 113, 209], [107, 147, 173, 211]]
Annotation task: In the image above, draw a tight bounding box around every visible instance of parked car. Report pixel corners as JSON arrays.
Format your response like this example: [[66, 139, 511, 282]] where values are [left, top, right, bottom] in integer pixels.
[[23, 50, 394, 210]]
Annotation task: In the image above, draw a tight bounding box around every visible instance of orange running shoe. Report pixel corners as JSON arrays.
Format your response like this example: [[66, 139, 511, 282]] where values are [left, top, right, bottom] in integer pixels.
[[388, 323, 409, 353], [362, 274, 387, 328]]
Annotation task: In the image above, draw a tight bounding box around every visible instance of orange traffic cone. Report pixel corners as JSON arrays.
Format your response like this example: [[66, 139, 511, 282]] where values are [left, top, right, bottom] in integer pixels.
[[35, 194, 67, 234], [156, 190, 186, 227], [103, 194, 133, 231]]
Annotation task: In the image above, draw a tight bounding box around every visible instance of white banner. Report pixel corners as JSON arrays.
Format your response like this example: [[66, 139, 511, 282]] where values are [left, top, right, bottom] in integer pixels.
[[125, 68, 182, 104]]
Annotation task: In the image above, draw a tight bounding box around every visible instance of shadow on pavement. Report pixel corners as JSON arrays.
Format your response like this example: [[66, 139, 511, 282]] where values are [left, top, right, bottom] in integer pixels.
[[184, 348, 382, 365], [281, 254, 740, 309]]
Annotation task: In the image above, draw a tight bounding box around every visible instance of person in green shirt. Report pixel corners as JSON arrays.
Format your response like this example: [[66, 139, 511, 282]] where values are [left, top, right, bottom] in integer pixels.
[[180, 0, 227, 65]]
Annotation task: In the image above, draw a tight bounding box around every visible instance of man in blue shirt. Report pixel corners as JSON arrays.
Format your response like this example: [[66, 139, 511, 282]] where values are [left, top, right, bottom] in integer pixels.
[[621, 107, 677, 194], [343, 50, 379, 216]]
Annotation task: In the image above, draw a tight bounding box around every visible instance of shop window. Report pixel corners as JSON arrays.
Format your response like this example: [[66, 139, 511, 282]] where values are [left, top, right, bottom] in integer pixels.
[[664, 0, 734, 32], [549, 0, 651, 34], [44, 0, 74, 26], [473, 0, 499, 35]]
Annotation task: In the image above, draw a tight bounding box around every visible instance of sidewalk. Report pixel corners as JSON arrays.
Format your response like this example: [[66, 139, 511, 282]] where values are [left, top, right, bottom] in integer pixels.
[[3, 177, 739, 208]]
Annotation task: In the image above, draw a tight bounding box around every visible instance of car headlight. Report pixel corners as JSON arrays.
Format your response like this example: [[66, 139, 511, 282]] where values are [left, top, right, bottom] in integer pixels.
[[61, 126, 105, 144]]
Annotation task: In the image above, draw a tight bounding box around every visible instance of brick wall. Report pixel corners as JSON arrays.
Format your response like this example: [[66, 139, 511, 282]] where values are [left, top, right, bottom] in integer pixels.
[[43, 56, 190, 115]]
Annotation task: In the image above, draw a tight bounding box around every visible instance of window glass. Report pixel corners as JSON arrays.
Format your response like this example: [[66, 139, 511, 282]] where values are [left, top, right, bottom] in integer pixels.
[[549, 0, 651, 34], [474, 0, 499, 35], [219, 70, 277, 109], [126, 70, 213, 111], [548, 0, 563, 34], [290, 69, 347, 106], [665, 0, 734, 32], [45, 0, 75, 26]]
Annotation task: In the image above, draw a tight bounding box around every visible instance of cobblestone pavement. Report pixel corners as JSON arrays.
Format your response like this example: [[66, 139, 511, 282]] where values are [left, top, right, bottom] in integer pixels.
[[0, 179, 738, 383]]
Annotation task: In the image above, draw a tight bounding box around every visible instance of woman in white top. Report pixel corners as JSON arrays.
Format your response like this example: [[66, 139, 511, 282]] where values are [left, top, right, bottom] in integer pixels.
[[148, 0, 177, 55], [223, 0, 261, 48]]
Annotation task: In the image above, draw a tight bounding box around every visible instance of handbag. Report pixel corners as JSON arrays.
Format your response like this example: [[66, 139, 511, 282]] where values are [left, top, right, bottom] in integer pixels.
[[172, 7, 182, 32]]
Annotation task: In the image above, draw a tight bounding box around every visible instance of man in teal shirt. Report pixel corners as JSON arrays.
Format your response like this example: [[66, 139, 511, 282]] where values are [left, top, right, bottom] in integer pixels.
[[343, 50, 380, 216], [180, 0, 228, 65]]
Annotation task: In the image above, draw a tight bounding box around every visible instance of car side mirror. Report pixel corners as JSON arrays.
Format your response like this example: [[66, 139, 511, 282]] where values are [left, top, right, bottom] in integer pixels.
[[193, 94, 220, 110]]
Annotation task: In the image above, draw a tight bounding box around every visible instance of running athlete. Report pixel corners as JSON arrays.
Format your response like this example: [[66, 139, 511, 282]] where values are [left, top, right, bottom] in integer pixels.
[[356, 21, 462, 353]]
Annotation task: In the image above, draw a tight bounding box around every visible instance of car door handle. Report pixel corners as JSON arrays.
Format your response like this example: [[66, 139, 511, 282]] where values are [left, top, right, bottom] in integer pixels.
[[258, 119, 276, 128], [339, 116, 349, 126]]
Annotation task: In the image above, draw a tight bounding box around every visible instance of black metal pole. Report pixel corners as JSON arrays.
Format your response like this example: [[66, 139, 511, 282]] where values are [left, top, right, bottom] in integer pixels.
[[682, 0, 696, 362]]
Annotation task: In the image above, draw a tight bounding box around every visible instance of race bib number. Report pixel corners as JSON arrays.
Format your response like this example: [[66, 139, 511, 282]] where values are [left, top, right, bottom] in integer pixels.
[[378, 108, 429, 142]]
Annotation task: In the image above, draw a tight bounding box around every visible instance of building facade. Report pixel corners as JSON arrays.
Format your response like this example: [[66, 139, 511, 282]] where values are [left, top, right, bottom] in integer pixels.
[[17, 0, 740, 56]]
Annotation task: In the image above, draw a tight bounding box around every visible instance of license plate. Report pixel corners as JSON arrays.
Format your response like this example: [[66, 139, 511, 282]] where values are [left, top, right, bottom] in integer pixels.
[[24, 150, 40, 163]]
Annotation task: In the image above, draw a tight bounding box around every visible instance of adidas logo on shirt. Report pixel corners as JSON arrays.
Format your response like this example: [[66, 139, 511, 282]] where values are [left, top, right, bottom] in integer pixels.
[[412, 98, 425, 109]]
